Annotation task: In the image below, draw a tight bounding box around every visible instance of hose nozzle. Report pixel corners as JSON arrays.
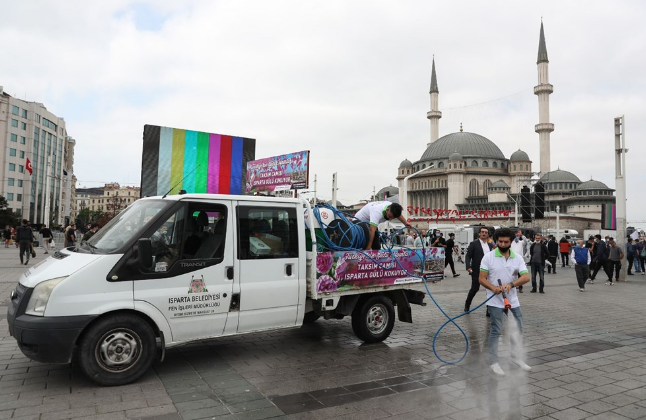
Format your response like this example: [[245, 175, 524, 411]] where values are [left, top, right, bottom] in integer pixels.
[[497, 279, 511, 314]]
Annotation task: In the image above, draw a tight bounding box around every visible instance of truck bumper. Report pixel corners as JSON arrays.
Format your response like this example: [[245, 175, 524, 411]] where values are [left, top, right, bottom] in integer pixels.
[[9, 313, 96, 364]]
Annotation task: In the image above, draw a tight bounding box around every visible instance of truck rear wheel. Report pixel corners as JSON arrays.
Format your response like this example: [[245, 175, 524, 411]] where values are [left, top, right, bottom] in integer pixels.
[[351, 295, 395, 343], [78, 314, 156, 386]]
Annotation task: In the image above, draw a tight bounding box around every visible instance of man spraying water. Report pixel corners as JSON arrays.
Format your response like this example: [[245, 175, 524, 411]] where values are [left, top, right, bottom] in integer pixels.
[[479, 228, 532, 376]]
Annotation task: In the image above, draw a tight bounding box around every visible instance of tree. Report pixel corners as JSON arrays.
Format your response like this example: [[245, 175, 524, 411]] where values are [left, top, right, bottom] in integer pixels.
[[0, 195, 20, 228], [78, 208, 91, 225]]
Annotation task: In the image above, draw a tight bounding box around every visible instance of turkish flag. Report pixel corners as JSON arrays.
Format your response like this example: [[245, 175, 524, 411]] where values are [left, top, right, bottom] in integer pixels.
[[26, 158, 33, 175]]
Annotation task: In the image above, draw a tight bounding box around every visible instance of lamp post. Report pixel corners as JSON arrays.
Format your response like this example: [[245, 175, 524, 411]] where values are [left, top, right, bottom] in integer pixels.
[[400, 164, 435, 218]]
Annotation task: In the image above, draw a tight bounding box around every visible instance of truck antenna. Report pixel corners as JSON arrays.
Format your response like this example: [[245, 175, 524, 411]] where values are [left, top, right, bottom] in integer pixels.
[[162, 164, 201, 199]]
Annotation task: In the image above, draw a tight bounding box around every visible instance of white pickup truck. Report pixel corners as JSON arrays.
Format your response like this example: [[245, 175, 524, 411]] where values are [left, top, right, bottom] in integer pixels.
[[7, 194, 437, 386]]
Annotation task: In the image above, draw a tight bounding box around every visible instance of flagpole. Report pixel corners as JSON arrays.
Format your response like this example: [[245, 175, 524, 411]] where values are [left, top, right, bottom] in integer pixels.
[[43, 156, 52, 225]]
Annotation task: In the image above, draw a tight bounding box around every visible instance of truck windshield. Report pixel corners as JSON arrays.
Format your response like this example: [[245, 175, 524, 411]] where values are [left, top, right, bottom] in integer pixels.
[[84, 200, 172, 253]]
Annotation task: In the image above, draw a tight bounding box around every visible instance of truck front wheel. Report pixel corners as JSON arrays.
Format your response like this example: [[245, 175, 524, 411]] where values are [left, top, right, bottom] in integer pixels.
[[78, 314, 156, 386], [351, 295, 395, 343]]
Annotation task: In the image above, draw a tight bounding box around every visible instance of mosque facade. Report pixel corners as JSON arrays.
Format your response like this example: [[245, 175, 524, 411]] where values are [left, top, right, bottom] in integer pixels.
[[393, 22, 615, 229]]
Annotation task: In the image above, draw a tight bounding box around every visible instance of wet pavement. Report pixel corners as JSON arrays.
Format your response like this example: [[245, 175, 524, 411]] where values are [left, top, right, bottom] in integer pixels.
[[2, 243, 646, 419]]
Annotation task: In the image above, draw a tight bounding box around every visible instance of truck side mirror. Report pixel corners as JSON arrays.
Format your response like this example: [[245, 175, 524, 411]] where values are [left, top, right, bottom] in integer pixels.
[[137, 238, 153, 269]]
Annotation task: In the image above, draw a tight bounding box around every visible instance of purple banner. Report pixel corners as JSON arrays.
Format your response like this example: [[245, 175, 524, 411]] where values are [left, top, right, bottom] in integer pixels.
[[315, 248, 445, 293], [246, 150, 309, 194]]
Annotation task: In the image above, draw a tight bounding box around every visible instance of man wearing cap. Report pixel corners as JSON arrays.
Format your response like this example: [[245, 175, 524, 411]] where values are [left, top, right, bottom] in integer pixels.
[[445, 233, 460, 278], [354, 201, 411, 250]]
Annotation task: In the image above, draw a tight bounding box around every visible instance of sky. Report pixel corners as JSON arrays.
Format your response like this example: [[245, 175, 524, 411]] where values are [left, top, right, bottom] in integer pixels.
[[2, 1, 645, 223]]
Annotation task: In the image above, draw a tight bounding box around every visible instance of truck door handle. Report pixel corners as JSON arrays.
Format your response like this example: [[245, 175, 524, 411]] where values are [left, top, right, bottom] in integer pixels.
[[285, 264, 292, 276], [226, 266, 234, 280]]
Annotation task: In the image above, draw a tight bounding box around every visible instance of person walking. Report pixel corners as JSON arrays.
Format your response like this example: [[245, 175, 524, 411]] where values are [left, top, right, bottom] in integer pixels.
[[40, 224, 53, 254], [464, 226, 493, 313], [3, 225, 11, 248], [626, 238, 636, 276], [15, 219, 33, 265], [479, 227, 531, 376], [571, 240, 591, 291], [587, 236, 596, 281], [528, 233, 549, 293], [510, 229, 530, 293], [445, 232, 460, 278], [638, 238, 646, 275], [606, 238, 624, 285], [590, 234, 608, 283], [559, 237, 570, 267], [546, 235, 559, 274], [64, 223, 77, 248]]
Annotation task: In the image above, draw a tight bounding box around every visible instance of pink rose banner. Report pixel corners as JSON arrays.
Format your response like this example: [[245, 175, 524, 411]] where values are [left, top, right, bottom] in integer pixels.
[[315, 248, 445, 293]]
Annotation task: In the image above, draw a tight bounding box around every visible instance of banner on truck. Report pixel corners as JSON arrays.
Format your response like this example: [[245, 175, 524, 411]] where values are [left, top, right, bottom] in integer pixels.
[[141, 125, 256, 197], [246, 150, 309, 194], [315, 247, 445, 293]]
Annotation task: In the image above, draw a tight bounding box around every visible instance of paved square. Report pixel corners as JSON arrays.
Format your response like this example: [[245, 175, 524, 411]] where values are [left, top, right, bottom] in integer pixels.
[[2, 245, 646, 419]]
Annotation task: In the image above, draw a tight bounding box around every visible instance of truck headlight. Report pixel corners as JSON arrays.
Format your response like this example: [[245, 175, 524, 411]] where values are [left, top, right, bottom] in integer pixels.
[[25, 277, 66, 316]]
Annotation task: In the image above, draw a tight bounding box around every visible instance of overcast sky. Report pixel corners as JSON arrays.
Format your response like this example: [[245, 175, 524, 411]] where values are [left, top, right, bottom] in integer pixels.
[[2, 1, 645, 223]]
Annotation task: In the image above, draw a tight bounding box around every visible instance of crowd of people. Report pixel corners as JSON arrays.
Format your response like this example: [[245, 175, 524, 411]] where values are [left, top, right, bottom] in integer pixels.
[[2, 221, 100, 265]]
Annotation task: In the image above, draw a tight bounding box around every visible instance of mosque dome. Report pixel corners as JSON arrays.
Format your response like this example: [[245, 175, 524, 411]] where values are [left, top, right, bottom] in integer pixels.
[[449, 151, 463, 161], [576, 179, 610, 190], [399, 159, 413, 168], [376, 185, 399, 199], [510, 149, 531, 162], [420, 132, 506, 161], [539, 169, 581, 183]]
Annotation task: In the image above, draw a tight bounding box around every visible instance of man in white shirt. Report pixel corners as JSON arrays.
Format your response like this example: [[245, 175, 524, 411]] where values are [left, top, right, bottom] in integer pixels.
[[479, 227, 531, 376], [510, 229, 530, 293], [354, 201, 411, 250]]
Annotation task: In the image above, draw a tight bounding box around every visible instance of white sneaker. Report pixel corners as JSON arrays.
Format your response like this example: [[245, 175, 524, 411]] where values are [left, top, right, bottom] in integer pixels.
[[579, 288, 585, 292], [490, 362, 505, 376], [511, 359, 532, 371]]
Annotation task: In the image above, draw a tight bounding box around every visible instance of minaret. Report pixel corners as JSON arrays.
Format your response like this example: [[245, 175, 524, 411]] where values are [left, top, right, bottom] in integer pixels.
[[427, 57, 442, 145], [534, 21, 554, 175]]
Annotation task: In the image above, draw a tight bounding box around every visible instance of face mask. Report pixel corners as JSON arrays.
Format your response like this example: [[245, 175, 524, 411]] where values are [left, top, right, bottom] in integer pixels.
[[514, 238, 519, 242], [576, 243, 582, 248], [498, 245, 510, 253], [436, 233, 440, 237]]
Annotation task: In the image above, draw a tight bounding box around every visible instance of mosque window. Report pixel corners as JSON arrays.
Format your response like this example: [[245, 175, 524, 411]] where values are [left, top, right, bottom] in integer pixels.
[[483, 180, 492, 194], [438, 161, 444, 168], [483, 161, 489, 168], [460, 163, 462, 169], [469, 179, 479, 196], [513, 165, 516, 171], [525, 165, 528, 171], [492, 161, 498, 168], [422, 164, 426, 169], [471, 160, 478, 167], [407, 170, 410, 175]]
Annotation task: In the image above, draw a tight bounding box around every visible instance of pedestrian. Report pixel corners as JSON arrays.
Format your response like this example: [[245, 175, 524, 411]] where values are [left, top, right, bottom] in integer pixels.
[[3, 225, 11, 248], [413, 233, 423, 248], [478, 227, 531, 376], [606, 238, 624, 285], [638, 238, 646, 275], [528, 233, 549, 293], [445, 232, 460, 278], [571, 240, 591, 291], [354, 201, 410, 250], [590, 234, 608, 283], [15, 219, 33, 265], [626, 237, 636, 276], [405, 233, 414, 247], [40, 224, 53, 254], [510, 229, 530, 293], [82, 223, 100, 243], [464, 226, 493, 313], [559, 237, 570, 267], [587, 236, 596, 280], [64, 223, 77, 248], [431, 229, 447, 249], [546, 235, 559, 274]]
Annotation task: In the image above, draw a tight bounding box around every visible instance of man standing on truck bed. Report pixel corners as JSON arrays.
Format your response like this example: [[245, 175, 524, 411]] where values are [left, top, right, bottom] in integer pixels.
[[464, 226, 493, 313], [354, 201, 410, 250]]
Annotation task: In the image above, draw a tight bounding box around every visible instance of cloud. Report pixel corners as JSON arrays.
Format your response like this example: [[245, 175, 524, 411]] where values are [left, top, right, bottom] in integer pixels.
[[2, 0, 645, 222]]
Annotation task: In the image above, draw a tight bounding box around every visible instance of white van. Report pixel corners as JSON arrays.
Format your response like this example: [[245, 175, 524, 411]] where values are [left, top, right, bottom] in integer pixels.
[[8, 194, 428, 386]]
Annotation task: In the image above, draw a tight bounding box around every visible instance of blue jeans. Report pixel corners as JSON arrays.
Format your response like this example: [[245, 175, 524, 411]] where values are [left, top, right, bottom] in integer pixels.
[[488, 306, 523, 364], [634, 257, 642, 273], [531, 262, 545, 291]]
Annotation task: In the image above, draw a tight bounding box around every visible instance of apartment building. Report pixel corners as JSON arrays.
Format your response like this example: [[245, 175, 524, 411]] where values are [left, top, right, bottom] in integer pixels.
[[0, 86, 76, 225]]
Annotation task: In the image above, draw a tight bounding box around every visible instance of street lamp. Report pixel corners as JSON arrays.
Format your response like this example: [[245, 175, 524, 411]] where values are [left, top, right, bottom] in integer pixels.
[[400, 164, 435, 215]]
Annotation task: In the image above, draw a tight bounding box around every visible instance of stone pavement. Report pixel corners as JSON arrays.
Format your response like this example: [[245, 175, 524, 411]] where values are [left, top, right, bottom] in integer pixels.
[[2, 244, 646, 419]]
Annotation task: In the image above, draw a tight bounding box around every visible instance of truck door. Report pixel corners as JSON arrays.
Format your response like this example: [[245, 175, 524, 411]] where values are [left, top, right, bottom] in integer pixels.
[[133, 200, 234, 343], [235, 203, 300, 332]]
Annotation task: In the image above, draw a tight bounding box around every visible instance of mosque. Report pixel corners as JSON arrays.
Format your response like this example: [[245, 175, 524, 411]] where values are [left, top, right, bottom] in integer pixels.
[[385, 22, 615, 231]]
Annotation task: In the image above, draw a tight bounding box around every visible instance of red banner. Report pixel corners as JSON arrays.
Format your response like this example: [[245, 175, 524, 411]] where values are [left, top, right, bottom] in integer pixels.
[[406, 207, 513, 223]]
